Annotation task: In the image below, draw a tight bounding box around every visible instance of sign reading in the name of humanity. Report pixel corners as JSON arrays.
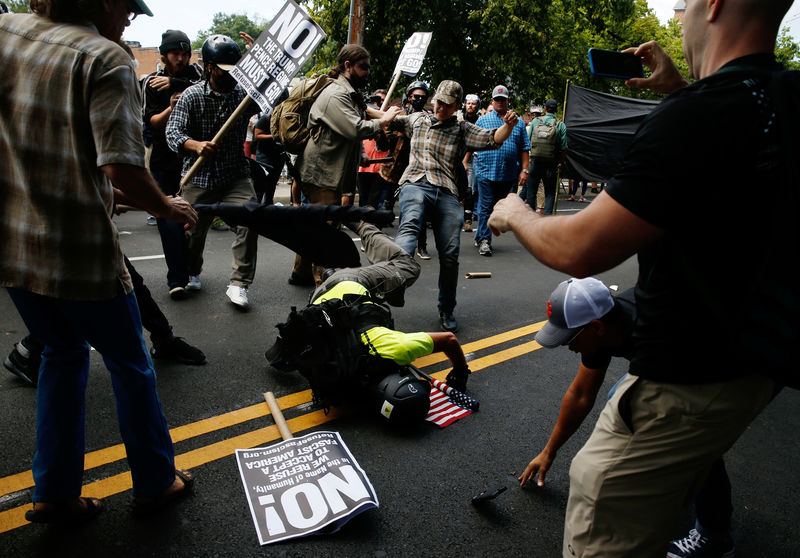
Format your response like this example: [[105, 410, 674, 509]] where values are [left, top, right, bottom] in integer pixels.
[[392, 32, 433, 77], [230, 0, 326, 114], [235, 431, 379, 546]]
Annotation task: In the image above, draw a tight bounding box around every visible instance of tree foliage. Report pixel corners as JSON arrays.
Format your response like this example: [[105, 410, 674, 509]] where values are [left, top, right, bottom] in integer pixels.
[[199, 2, 800, 107], [193, 12, 268, 52], [5, 0, 29, 12]]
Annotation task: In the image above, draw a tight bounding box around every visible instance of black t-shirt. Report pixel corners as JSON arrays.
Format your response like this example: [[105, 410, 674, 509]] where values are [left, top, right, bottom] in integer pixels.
[[143, 63, 203, 171], [606, 54, 797, 384]]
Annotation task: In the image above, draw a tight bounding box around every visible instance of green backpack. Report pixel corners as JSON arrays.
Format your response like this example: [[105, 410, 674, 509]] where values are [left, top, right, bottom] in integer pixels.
[[270, 74, 333, 155], [530, 116, 561, 161]]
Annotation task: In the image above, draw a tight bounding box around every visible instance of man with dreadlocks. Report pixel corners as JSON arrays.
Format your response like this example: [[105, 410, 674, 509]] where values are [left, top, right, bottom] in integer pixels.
[[266, 221, 472, 425]]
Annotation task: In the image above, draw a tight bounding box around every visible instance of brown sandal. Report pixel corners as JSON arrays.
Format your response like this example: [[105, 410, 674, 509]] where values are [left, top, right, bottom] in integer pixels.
[[25, 496, 103, 524], [131, 469, 195, 517]]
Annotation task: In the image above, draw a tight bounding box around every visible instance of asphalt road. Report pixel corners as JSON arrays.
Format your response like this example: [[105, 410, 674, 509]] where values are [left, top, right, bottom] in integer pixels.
[[1, 192, 798, 557]]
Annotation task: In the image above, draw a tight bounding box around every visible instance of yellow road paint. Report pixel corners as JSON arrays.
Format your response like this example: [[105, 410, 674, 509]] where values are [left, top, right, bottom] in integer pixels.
[[0, 323, 543, 534]]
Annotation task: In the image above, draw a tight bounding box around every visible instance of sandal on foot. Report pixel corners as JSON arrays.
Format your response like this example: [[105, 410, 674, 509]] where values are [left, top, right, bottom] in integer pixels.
[[132, 469, 194, 517], [25, 497, 103, 524]]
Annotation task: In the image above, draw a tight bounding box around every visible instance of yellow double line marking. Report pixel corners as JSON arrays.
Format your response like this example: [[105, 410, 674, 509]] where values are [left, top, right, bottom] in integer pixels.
[[0, 321, 545, 533]]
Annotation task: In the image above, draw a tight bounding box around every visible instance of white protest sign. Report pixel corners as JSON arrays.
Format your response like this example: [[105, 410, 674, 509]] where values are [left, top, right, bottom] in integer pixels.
[[392, 32, 433, 77], [229, 0, 326, 114], [236, 431, 379, 545]]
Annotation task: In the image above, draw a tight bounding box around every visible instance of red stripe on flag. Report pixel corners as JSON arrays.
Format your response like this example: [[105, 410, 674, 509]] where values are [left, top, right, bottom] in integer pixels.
[[425, 386, 472, 427]]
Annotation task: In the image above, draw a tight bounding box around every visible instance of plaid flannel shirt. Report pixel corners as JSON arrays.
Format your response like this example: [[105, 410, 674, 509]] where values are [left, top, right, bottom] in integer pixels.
[[397, 114, 500, 196], [166, 81, 259, 190], [0, 14, 140, 300], [472, 112, 531, 181]]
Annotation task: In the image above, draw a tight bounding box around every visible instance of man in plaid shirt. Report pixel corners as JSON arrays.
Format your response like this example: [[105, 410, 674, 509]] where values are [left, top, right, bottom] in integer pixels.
[[166, 34, 261, 310], [391, 80, 520, 333], [472, 85, 531, 257]]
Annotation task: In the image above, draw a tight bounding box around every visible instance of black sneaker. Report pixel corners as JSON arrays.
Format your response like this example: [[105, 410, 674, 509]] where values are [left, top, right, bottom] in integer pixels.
[[667, 529, 735, 558], [3, 343, 39, 386], [416, 247, 431, 260], [151, 337, 206, 366], [439, 312, 458, 333]]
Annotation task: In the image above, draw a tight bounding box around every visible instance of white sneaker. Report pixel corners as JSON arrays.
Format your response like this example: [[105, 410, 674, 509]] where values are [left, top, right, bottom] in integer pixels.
[[226, 284, 249, 309], [186, 275, 201, 291]]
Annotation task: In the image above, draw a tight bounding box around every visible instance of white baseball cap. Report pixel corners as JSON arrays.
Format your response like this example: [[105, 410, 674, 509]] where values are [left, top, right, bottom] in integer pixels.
[[534, 278, 615, 348]]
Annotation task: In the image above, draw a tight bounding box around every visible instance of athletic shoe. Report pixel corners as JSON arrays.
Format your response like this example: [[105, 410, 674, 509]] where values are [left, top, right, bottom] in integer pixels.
[[146, 214, 157, 226], [186, 275, 202, 291], [169, 285, 188, 300], [3, 343, 39, 386], [667, 529, 735, 558], [226, 284, 249, 309], [150, 337, 206, 365], [210, 217, 229, 231], [416, 247, 431, 260], [478, 239, 492, 256]]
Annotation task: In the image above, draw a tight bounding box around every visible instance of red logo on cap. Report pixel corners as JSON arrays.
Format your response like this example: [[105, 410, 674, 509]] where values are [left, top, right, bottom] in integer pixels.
[[547, 300, 553, 318]]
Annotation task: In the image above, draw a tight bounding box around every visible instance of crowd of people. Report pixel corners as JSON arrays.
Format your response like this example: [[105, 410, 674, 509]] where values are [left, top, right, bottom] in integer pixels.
[[1, 0, 798, 557]]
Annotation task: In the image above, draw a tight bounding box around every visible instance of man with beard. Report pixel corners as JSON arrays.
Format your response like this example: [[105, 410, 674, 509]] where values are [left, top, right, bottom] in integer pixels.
[[143, 29, 202, 300], [290, 44, 401, 286], [166, 34, 261, 310]]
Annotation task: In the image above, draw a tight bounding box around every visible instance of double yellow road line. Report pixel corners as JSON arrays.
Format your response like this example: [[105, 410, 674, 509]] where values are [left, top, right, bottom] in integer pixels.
[[0, 321, 545, 533]]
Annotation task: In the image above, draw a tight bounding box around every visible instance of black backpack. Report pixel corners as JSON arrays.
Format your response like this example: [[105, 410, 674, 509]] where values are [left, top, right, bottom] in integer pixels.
[[265, 296, 398, 409]]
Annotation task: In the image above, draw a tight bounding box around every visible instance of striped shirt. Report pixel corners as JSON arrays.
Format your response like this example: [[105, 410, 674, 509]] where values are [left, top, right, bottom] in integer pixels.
[[472, 112, 531, 181], [397, 114, 499, 196], [166, 81, 258, 190], [0, 14, 141, 300]]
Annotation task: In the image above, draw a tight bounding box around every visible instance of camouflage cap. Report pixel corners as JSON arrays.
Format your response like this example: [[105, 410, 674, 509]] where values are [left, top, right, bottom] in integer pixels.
[[433, 80, 463, 105]]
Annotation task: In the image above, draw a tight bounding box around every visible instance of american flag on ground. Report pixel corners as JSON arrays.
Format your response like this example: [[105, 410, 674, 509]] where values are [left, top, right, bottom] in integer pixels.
[[425, 377, 480, 428]]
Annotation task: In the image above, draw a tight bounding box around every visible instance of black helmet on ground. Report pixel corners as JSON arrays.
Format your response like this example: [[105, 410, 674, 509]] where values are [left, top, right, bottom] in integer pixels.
[[201, 34, 241, 70], [374, 372, 430, 425]]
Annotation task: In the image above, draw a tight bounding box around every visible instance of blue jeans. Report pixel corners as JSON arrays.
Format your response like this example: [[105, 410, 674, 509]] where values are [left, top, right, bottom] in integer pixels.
[[474, 176, 514, 244], [6, 287, 176, 500], [395, 182, 463, 315], [151, 168, 190, 289]]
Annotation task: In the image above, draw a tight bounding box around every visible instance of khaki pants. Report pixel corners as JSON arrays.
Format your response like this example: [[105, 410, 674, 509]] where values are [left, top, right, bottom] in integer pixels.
[[181, 177, 258, 287], [564, 373, 775, 558]]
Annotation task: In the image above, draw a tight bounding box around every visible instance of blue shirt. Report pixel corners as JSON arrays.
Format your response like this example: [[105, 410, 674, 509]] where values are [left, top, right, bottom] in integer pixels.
[[472, 112, 531, 181]]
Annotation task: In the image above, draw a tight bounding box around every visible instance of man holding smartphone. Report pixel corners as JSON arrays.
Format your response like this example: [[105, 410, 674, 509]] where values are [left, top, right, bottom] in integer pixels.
[[489, 0, 798, 555]]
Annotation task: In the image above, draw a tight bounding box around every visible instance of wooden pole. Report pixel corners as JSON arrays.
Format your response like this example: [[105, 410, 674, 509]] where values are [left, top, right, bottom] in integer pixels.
[[179, 95, 253, 189], [264, 391, 294, 440], [381, 72, 402, 111]]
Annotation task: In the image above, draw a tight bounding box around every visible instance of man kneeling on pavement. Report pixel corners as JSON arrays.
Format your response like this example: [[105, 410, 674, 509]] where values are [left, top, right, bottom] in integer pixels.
[[266, 221, 472, 425]]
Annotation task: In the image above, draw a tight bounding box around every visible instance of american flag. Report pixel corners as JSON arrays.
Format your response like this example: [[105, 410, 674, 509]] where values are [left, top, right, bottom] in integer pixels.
[[425, 377, 480, 428]]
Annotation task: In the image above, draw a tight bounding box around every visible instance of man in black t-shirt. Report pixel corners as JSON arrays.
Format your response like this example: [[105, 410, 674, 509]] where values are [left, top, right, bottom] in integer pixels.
[[142, 29, 203, 299], [489, 1, 798, 555]]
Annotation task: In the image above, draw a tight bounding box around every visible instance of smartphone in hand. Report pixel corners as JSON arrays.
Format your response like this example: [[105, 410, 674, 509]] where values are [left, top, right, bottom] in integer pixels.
[[588, 48, 644, 80]]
